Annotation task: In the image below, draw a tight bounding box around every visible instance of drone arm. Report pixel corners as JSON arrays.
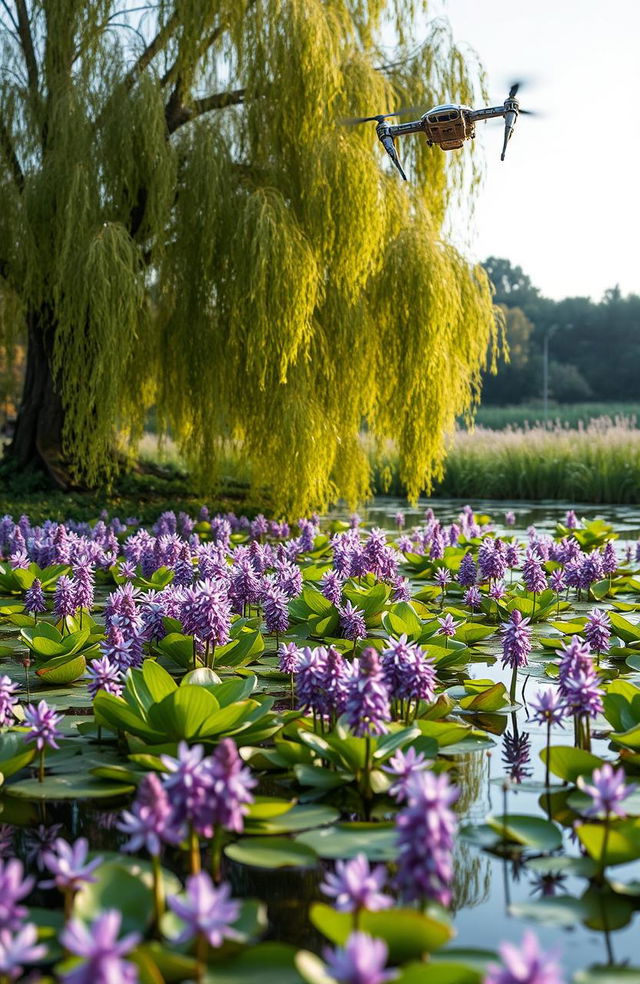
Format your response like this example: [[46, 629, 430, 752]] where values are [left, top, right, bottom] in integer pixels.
[[468, 105, 507, 122], [384, 119, 427, 137], [376, 122, 409, 180]]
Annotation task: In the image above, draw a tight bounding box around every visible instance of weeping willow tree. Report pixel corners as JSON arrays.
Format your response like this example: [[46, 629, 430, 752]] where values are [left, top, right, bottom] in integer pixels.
[[0, 0, 500, 514]]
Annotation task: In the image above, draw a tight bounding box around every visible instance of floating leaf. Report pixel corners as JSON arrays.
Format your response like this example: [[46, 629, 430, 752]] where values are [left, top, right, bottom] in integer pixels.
[[224, 837, 318, 869]]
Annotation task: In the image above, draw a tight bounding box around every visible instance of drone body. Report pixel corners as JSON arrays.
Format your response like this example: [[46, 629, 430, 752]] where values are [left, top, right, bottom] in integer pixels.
[[348, 84, 530, 180]]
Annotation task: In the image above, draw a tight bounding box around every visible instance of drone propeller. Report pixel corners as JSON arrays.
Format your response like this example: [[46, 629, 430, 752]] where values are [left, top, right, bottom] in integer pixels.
[[340, 105, 425, 126]]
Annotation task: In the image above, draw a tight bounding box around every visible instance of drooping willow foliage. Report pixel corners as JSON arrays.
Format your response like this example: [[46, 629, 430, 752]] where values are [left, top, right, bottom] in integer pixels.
[[0, 0, 501, 515]]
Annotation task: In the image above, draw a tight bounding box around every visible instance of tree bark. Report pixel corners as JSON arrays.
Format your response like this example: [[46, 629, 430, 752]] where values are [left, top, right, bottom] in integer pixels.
[[5, 306, 71, 489]]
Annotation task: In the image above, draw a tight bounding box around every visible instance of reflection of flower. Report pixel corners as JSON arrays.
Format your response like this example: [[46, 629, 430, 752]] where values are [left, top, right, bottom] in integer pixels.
[[529, 870, 567, 899], [485, 929, 564, 984], [24, 823, 64, 872], [501, 731, 533, 784]]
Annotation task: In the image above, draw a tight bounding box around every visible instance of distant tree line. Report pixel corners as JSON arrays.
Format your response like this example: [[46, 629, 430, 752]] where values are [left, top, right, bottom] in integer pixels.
[[481, 257, 640, 404]]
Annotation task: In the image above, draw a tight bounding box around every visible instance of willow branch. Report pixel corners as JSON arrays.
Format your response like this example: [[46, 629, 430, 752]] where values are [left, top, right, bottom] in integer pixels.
[[166, 87, 245, 133], [15, 0, 38, 95], [0, 0, 19, 34], [121, 9, 180, 92], [0, 116, 24, 190]]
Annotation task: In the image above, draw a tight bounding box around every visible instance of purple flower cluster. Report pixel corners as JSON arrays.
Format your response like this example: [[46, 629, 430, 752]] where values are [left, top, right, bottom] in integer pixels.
[[500, 610, 532, 669], [395, 770, 458, 906], [558, 636, 603, 719], [159, 739, 256, 840], [381, 635, 436, 705], [344, 649, 391, 737], [320, 854, 393, 913]]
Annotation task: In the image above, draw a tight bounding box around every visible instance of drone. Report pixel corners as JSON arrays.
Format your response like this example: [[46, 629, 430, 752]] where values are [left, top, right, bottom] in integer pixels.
[[344, 83, 534, 180]]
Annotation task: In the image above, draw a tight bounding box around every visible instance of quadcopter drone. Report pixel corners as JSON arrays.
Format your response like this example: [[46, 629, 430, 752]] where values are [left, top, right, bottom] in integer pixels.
[[345, 83, 533, 180]]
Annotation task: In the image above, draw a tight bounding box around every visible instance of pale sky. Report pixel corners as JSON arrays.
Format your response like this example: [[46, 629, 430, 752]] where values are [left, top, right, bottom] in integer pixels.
[[427, 0, 640, 301]]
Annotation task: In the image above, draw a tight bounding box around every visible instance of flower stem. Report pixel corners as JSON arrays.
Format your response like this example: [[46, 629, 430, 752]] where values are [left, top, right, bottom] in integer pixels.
[[38, 748, 45, 783], [509, 663, 518, 703], [188, 826, 201, 875], [211, 826, 224, 884], [598, 811, 611, 882], [151, 852, 165, 931]]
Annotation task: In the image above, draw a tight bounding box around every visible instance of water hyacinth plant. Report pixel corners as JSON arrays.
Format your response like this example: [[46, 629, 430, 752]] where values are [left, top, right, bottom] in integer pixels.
[[0, 502, 638, 981]]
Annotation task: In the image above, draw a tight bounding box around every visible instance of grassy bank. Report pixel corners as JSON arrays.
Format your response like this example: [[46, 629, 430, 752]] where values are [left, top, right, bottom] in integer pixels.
[[469, 402, 640, 430], [372, 417, 640, 503]]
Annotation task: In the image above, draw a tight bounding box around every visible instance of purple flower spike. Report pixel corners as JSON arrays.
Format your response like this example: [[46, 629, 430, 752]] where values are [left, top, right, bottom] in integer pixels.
[[485, 929, 564, 984], [23, 700, 62, 751], [344, 649, 391, 737], [584, 608, 611, 655], [60, 910, 140, 984], [0, 859, 35, 931], [0, 923, 47, 981], [167, 874, 241, 947], [395, 770, 458, 907], [0, 677, 19, 727], [41, 837, 102, 892], [437, 614, 458, 638], [383, 746, 431, 802], [529, 689, 566, 728], [500, 610, 532, 669], [324, 932, 395, 984], [340, 601, 367, 642], [87, 656, 124, 700], [577, 763, 637, 819], [24, 579, 46, 616], [320, 854, 393, 913], [118, 772, 180, 856]]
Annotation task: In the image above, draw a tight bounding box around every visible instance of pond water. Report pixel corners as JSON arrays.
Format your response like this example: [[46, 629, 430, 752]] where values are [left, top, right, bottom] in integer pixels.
[[2, 497, 640, 979]]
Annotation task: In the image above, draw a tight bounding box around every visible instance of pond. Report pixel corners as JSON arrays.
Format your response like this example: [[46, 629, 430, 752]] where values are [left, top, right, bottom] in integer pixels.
[[0, 498, 639, 982]]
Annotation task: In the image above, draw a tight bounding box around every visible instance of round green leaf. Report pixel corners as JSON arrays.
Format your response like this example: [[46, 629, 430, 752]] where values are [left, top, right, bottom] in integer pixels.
[[224, 836, 318, 869], [310, 903, 453, 960], [295, 823, 397, 860], [73, 862, 153, 933], [36, 653, 86, 685], [5, 773, 135, 800]]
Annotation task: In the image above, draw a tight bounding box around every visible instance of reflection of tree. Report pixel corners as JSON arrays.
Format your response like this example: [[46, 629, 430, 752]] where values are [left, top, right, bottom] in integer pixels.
[[452, 752, 489, 821], [450, 751, 492, 910], [452, 838, 491, 911]]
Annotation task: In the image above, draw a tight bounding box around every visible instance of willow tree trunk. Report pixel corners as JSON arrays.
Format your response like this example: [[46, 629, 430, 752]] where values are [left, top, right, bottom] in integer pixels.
[[7, 307, 71, 489]]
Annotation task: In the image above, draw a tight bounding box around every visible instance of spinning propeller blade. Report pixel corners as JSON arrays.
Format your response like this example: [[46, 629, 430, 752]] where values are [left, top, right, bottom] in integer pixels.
[[340, 105, 425, 126]]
